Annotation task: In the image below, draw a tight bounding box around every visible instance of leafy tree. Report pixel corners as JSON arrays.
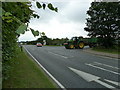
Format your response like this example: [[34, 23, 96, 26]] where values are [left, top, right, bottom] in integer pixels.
[[2, 2, 35, 80], [84, 2, 120, 48], [2, 1, 58, 80], [2, 2, 32, 61], [2, 1, 58, 61]]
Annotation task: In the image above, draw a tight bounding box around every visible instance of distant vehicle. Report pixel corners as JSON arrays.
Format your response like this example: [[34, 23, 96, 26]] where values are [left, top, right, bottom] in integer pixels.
[[36, 43, 42, 47]]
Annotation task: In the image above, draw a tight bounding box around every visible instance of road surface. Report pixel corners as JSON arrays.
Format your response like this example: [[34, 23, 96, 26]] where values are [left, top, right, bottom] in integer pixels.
[[24, 45, 119, 89]]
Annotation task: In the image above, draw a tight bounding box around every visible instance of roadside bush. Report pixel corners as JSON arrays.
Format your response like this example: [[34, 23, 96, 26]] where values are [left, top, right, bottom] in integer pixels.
[[2, 2, 33, 80]]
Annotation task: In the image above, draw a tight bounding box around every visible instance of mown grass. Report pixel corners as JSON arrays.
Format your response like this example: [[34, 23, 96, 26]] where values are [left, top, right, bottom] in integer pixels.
[[2, 48, 57, 88], [92, 46, 120, 54]]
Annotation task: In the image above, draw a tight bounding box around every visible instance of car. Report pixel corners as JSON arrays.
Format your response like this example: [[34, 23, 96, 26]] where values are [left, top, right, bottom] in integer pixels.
[[36, 43, 42, 47]]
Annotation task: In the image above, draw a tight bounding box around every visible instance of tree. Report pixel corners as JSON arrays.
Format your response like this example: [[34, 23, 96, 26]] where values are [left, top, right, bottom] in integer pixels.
[[2, 1, 58, 60], [2, 2, 34, 61], [84, 2, 120, 48], [2, 1, 58, 80]]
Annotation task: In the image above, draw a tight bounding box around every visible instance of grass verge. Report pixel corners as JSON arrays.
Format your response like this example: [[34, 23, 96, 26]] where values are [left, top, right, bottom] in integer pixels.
[[92, 46, 120, 54], [2, 48, 57, 88]]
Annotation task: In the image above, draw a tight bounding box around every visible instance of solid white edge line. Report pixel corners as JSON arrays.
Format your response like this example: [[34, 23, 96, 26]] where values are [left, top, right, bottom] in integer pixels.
[[23, 47, 66, 89]]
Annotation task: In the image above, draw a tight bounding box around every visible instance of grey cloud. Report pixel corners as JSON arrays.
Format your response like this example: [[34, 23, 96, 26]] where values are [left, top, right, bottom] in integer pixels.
[[30, 1, 91, 24], [30, 2, 69, 23], [60, 2, 91, 23]]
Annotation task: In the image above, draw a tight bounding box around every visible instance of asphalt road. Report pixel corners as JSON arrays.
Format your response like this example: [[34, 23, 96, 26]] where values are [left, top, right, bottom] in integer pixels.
[[24, 45, 119, 89]]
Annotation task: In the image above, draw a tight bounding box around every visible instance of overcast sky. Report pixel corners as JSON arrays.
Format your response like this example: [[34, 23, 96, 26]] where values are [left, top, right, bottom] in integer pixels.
[[19, 0, 93, 41]]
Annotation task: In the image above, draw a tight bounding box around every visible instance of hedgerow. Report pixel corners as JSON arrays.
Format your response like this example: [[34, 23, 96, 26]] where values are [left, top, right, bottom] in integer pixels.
[[2, 1, 57, 80]]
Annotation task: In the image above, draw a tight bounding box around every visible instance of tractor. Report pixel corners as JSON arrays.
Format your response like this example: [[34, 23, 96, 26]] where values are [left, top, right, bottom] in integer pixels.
[[64, 36, 98, 49]]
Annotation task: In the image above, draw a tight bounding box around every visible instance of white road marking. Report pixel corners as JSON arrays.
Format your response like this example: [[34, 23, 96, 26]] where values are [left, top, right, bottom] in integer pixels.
[[24, 47, 66, 89], [104, 79, 120, 86], [92, 55, 119, 61], [69, 67, 100, 82], [95, 79, 115, 88], [94, 62, 119, 70], [48, 51, 68, 59], [69, 67, 115, 88], [85, 63, 120, 75]]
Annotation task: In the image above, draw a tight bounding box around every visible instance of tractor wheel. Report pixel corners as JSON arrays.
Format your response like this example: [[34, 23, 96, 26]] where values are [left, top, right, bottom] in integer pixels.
[[79, 42, 84, 49], [69, 44, 74, 49]]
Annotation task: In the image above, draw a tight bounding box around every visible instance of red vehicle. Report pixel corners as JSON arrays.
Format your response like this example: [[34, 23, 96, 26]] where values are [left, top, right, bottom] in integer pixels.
[[36, 43, 42, 47]]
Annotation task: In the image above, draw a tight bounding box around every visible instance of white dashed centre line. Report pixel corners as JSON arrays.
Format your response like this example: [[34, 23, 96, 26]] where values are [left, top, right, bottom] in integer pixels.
[[48, 51, 68, 59]]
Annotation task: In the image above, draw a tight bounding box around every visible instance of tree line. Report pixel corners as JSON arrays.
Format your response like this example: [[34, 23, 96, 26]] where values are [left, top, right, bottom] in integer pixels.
[[21, 35, 69, 46]]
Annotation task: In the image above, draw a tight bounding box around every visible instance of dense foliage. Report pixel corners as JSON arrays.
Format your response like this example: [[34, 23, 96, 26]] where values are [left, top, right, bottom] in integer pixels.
[[2, 2, 34, 80], [84, 2, 120, 48], [2, 2, 32, 61], [2, 1, 57, 80]]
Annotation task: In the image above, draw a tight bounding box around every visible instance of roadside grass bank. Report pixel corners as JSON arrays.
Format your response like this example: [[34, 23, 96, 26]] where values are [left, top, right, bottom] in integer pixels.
[[92, 46, 120, 54], [2, 48, 57, 88]]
